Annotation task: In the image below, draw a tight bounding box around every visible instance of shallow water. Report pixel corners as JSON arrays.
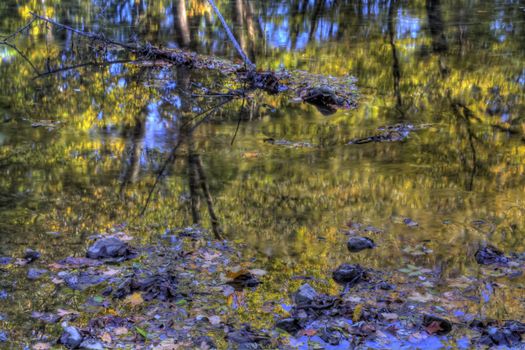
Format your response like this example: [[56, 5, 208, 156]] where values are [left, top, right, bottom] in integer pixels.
[[1, 0, 525, 343]]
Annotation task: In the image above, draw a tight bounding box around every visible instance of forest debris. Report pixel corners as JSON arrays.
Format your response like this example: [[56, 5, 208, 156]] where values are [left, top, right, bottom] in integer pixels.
[[114, 272, 178, 301], [276, 318, 302, 334], [347, 236, 375, 252], [263, 138, 314, 148], [347, 123, 432, 145]]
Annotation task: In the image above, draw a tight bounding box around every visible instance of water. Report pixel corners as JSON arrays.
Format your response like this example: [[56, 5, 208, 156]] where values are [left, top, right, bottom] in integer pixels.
[[1, 0, 525, 342]]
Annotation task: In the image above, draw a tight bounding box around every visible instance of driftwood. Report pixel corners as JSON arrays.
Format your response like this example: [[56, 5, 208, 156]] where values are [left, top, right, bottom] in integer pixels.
[[1, 13, 358, 112]]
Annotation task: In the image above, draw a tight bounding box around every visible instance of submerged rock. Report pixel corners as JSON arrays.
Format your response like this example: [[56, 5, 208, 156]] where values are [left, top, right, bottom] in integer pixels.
[[275, 318, 302, 334], [60, 325, 83, 349], [193, 336, 217, 349], [347, 236, 375, 252], [23, 249, 40, 263], [473, 321, 525, 347], [475, 245, 508, 265], [79, 338, 104, 350], [58, 271, 107, 291], [114, 273, 177, 301], [294, 283, 318, 305], [226, 272, 260, 291], [27, 268, 48, 280], [86, 237, 134, 261], [332, 264, 364, 286]]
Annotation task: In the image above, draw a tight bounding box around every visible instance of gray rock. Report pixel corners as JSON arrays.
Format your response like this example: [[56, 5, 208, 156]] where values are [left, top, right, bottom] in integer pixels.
[[57, 271, 107, 291], [275, 318, 301, 334], [347, 236, 375, 252], [0, 330, 8, 342], [294, 283, 318, 305], [332, 264, 364, 285], [27, 268, 48, 280], [79, 338, 105, 350], [23, 249, 40, 263], [86, 237, 132, 260], [60, 326, 83, 349]]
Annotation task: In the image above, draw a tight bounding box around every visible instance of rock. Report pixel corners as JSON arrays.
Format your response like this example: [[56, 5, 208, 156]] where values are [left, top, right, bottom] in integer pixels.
[[58, 271, 107, 291], [377, 281, 394, 290], [23, 249, 40, 263], [86, 237, 133, 260], [27, 268, 48, 280], [294, 283, 318, 305], [114, 272, 177, 301], [60, 326, 83, 349], [226, 272, 260, 291], [332, 264, 364, 285], [79, 338, 104, 350], [347, 236, 375, 252], [31, 311, 61, 324], [193, 335, 216, 349], [319, 326, 344, 345], [0, 257, 12, 265], [422, 315, 452, 335], [275, 318, 302, 334], [475, 245, 508, 265], [0, 330, 7, 342]]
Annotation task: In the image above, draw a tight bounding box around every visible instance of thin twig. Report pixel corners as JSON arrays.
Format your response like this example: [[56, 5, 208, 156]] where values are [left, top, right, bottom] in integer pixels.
[[0, 41, 39, 74], [1, 17, 36, 42]]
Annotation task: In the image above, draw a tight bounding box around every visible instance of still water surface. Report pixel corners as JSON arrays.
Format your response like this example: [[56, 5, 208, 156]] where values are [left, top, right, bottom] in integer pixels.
[[1, 0, 525, 338]]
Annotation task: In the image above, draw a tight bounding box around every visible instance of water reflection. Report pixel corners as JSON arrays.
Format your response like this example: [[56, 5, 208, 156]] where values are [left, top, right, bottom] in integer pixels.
[[0, 0, 525, 334]]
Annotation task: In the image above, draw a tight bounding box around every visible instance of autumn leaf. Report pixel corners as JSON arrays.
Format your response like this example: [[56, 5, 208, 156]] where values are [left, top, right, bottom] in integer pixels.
[[124, 292, 144, 306], [353, 304, 363, 322], [425, 321, 444, 335], [100, 332, 112, 344], [302, 329, 317, 336]]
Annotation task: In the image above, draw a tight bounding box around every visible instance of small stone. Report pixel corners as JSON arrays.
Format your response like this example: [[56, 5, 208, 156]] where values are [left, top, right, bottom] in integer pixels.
[[24, 249, 40, 263], [86, 237, 133, 260], [193, 335, 216, 349], [475, 245, 508, 265], [347, 236, 375, 252], [332, 264, 364, 285], [27, 268, 48, 280], [0, 330, 8, 342], [79, 338, 104, 350], [0, 257, 12, 265], [60, 326, 83, 349], [294, 283, 318, 305], [275, 318, 301, 334]]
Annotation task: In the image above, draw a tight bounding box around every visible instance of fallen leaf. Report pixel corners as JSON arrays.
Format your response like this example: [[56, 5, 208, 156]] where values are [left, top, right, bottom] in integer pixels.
[[124, 292, 144, 306], [208, 315, 221, 325], [249, 269, 267, 276], [135, 326, 148, 339], [381, 312, 399, 321], [113, 327, 129, 336], [425, 321, 444, 335], [353, 304, 363, 322], [241, 151, 259, 158], [33, 343, 51, 350], [302, 329, 317, 336], [56, 309, 78, 317], [408, 292, 434, 303], [101, 332, 112, 344]]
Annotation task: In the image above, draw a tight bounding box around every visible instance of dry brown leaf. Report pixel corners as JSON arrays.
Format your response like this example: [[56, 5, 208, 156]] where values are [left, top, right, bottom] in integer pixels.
[[113, 327, 129, 336], [124, 292, 144, 306], [101, 332, 112, 344]]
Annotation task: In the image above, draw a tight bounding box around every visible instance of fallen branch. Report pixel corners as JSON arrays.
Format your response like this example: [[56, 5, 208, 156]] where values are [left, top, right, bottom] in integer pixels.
[[2, 13, 358, 112]]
